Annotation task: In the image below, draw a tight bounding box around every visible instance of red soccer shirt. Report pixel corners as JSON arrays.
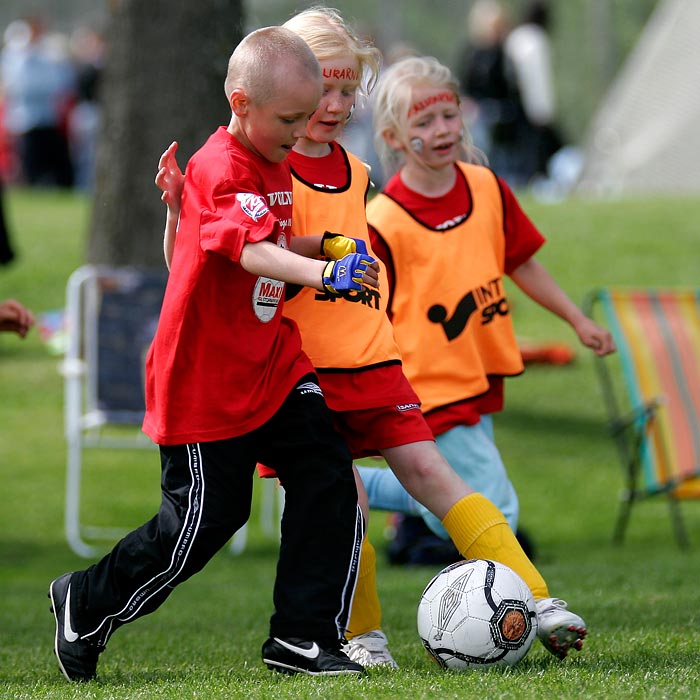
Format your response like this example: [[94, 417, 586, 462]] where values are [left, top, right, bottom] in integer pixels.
[[143, 127, 313, 445]]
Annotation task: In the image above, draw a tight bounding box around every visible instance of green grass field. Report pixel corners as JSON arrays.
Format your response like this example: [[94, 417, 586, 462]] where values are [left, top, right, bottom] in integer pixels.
[[1, 187, 699, 699]]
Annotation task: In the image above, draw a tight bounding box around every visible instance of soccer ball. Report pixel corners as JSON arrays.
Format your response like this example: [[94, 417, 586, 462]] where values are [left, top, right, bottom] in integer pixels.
[[417, 559, 537, 670]]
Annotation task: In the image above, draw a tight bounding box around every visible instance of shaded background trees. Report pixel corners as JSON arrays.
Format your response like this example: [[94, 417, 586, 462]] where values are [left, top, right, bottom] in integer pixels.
[[87, 0, 243, 266]]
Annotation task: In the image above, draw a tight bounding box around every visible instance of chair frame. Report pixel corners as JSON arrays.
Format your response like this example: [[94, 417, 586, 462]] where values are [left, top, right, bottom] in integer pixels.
[[61, 265, 281, 558], [585, 287, 700, 548], [62, 265, 166, 557]]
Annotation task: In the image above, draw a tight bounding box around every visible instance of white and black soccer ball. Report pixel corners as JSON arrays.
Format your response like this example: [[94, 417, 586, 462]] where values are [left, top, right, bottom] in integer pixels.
[[417, 558, 537, 670]]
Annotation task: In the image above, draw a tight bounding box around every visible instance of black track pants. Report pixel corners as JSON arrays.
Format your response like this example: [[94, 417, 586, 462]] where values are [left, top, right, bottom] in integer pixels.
[[71, 374, 363, 647]]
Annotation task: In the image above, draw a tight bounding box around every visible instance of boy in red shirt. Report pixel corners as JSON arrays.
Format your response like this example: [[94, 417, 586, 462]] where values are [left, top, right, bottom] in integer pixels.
[[48, 26, 378, 682]]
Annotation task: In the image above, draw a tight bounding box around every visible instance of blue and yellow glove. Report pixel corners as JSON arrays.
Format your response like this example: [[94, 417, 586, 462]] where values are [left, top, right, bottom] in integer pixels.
[[322, 252, 375, 294], [321, 231, 368, 258]]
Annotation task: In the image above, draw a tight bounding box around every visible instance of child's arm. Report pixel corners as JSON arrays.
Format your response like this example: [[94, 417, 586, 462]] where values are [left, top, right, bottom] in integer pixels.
[[155, 141, 184, 270], [155, 144, 366, 267], [240, 240, 379, 293], [153, 143, 375, 290], [510, 257, 615, 356]]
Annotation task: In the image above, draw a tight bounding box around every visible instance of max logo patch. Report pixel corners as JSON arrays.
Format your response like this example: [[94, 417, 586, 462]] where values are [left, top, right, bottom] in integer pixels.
[[428, 279, 509, 341]]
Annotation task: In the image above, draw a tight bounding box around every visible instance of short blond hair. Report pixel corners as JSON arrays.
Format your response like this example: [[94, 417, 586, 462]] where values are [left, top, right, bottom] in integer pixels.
[[283, 6, 380, 97], [373, 55, 480, 176], [224, 26, 321, 104]]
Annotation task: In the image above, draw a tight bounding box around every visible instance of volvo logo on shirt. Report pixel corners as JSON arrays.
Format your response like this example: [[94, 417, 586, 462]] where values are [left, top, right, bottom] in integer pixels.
[[268, 190, 293, 206], [237, 192, 269, 221], [428, 278, 509, 341]]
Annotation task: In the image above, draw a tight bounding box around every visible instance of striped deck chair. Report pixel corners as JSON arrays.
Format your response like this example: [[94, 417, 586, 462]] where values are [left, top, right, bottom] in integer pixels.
[[585, 288, 700, 547]]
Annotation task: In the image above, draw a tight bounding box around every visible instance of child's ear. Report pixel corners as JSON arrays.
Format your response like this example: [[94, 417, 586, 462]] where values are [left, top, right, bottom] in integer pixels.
[[383, 128, 404, 152], [229, 88, 249, 116]]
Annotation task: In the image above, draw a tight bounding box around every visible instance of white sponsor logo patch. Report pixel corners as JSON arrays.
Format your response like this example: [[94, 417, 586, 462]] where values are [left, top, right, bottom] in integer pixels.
[[251, 234, 288, 322], [396, 403, 420, 412], [237, 192, 269, 221], [252, 277, 284, 323]]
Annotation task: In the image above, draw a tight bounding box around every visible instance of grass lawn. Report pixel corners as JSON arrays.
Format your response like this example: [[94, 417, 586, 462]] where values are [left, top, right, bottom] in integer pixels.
[[1, 187, 699, 699]]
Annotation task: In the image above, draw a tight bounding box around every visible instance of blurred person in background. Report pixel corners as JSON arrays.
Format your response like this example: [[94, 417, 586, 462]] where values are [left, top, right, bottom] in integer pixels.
[[0, 16, 76, 187], [504, 0, 563, 182], [67, 24, 104, 190], [454, 0, 527, 185]]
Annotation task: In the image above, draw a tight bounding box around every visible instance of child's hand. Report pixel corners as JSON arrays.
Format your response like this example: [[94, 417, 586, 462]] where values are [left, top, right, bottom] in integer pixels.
[[320, 231, 368, 258], [155, 141, 184, 213], [362, 259, 380, 288], [574, 317, 616, 356], [322, 254, 379, 294], [0, 299, 35, 338]]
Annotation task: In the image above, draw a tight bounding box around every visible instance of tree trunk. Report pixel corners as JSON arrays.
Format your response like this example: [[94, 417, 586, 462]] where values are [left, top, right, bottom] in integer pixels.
[[88, 0, 243, 267]]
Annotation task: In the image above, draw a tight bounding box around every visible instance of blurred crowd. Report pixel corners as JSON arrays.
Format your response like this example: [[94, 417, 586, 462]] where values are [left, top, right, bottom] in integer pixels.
[[343, 0, 566, 194], [0, 14, 104, 192], [0, 3, 565, 198], [456, 0, 564, 189]]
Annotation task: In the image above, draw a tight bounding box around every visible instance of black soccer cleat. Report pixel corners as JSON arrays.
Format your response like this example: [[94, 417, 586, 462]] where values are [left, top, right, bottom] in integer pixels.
[[262, 636, 366, 676], [48, 573, 103, 682]]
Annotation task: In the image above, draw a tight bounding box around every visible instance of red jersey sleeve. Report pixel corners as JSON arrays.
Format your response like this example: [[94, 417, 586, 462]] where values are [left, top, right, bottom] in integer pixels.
[[497, 177, 546, 274], [186, 148, 281, 263]]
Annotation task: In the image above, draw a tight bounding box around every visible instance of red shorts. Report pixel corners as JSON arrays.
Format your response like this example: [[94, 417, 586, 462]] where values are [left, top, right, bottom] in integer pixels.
[[257, 400, 434, 478], [331, 402, 433, 458]]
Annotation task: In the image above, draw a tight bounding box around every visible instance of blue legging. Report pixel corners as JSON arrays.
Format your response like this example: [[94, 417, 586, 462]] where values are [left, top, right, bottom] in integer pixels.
[[357, 416, 519, 538]]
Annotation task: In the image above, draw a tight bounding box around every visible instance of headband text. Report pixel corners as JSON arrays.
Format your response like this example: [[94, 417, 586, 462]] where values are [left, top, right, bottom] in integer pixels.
[[322, 67, 360, 82], [408, 91, 457, 118]]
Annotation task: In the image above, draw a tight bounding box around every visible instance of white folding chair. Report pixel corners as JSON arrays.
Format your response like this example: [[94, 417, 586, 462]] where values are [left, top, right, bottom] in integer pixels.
[[61, 264, 282, 557], [61, 265, 167, 557]]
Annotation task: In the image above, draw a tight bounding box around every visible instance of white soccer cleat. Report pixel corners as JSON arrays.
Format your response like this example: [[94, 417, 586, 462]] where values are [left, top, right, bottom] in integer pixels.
[[343, 630, 399, 668], [535, 597, 587, 659]]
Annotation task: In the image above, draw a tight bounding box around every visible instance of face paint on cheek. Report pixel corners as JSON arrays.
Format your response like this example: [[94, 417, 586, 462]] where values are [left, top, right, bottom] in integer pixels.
[[410, 137, 424, 153]]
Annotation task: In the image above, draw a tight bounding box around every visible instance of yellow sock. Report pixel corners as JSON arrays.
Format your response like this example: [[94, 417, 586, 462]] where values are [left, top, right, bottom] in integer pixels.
[[346, 538, 382, 638], [442, 493, 549, 600]]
